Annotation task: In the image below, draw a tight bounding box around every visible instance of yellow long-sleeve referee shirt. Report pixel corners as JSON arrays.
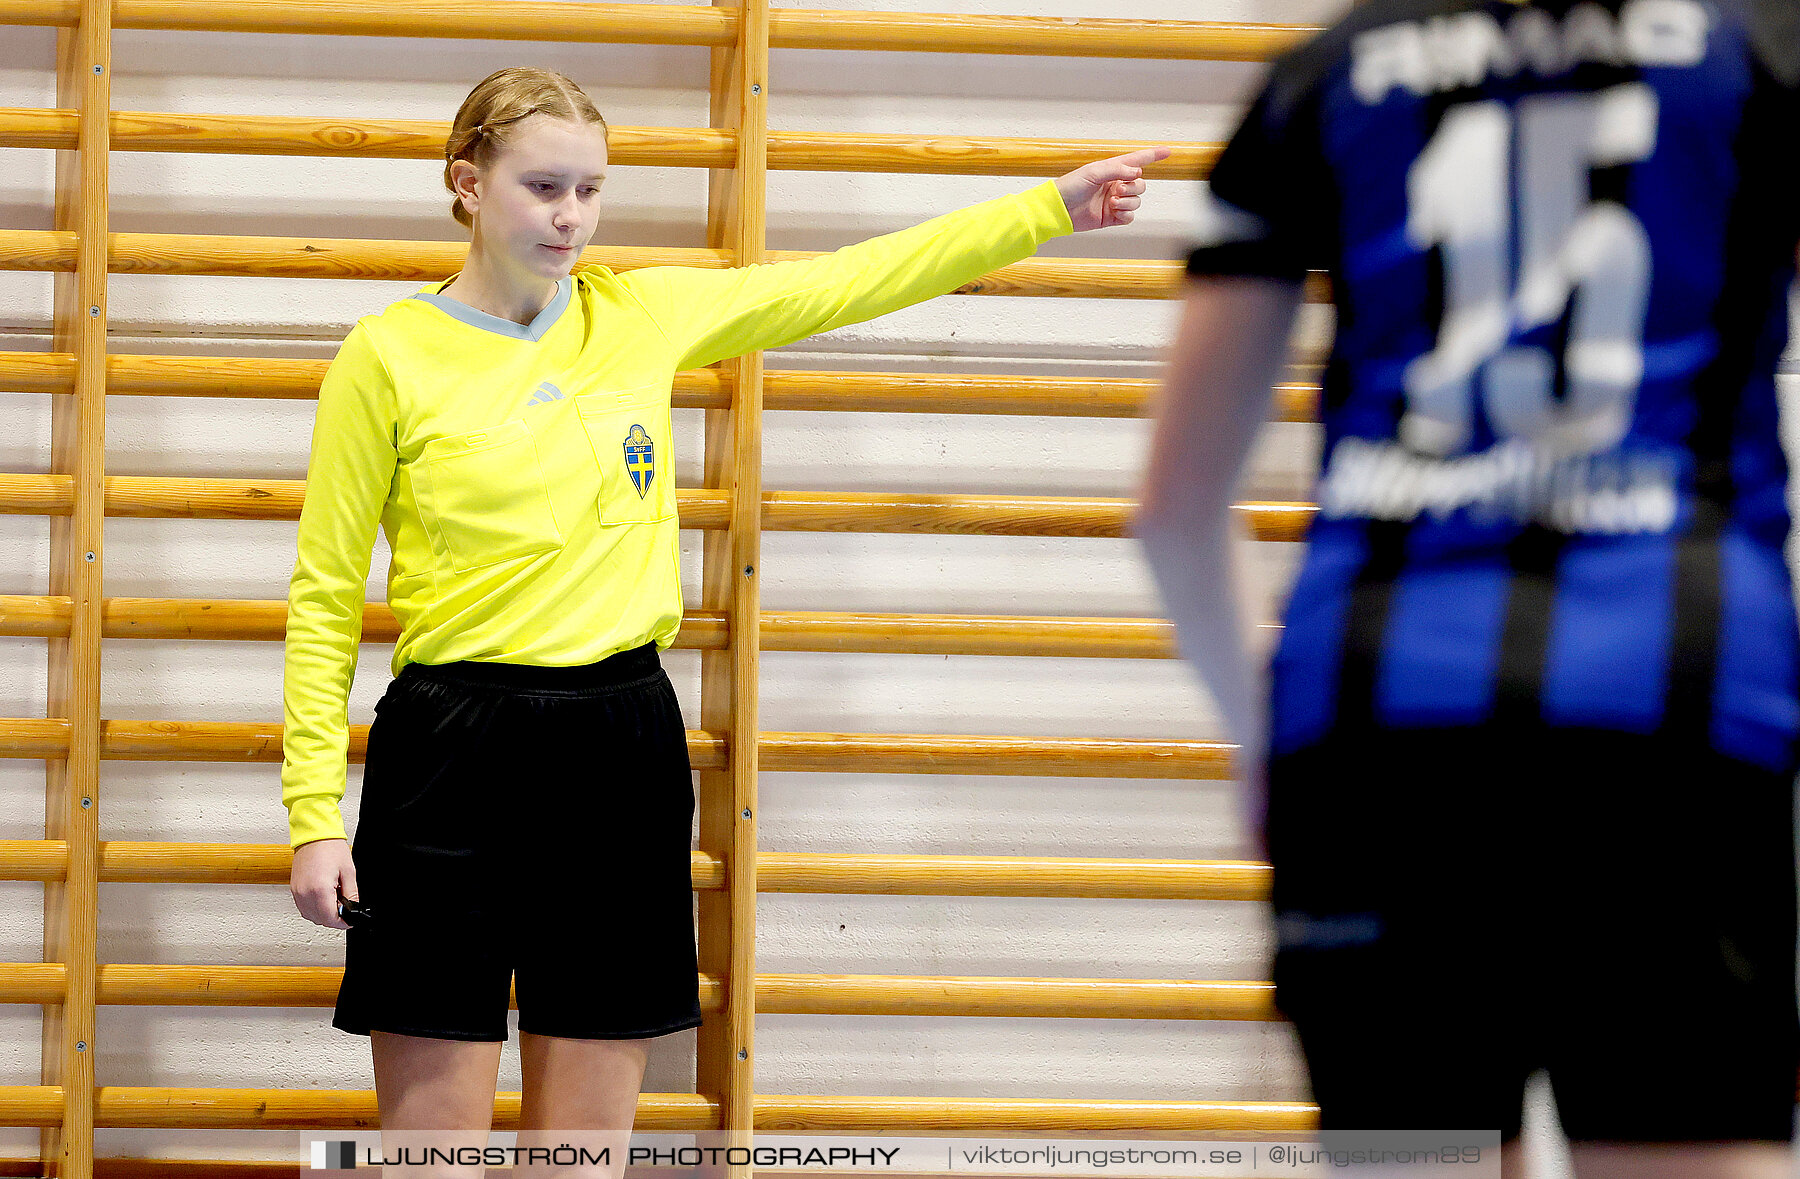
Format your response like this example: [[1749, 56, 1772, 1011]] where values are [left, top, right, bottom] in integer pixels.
[[282, 180, 1075, 849]]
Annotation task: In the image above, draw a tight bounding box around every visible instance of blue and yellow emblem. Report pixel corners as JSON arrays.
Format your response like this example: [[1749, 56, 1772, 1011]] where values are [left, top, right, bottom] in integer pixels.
[[623, 423, 655, 499]]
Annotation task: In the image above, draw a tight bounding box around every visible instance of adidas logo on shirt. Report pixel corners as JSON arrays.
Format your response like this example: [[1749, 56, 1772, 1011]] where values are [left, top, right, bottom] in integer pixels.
[[526, 381, 564, 406]]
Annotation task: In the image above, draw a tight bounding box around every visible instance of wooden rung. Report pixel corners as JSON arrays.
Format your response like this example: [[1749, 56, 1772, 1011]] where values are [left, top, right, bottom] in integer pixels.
[[764, 130, 1212, 177], [83, 1086, 715, 1128], [97, 963, 353, 1008], [2, 842, 1267, 898], [0, 718, 729, 768], [0, 350, 76, 394], [761, 492, 1313, 542], [0, 595, 720, 647], [0, 1159, 315, 1177], [0, 1085, 62, 1125], [1, 964, 1275, 1021], [8, 597, 1183, 658], [763, 490, 1136, 537], [0, 474, 65, 514], [0, 1, 1314, 62], [0, 840, 732, 888], [1, 228, 1211, 300], [0, 840, 298, 883], [0, 473, 734, 528], [0, 475, 1316, 541], [0, 353, 735, 409], [0, 963, 62, 1004], [5, 843, 1267, 899], [0, 722, 1229, 777], [768, 10, 1315, 59], [0, 351, 1326, 422], [757, 974, 1275, 1021], [758, 612, 1177, 657], [757, 853, 1267, 900], [758, 732, 1230, 778], [0, 108, 736, 164], [0, 595, 68, 637], [0, 964, 730, 1014], [0, 0, 740, 44], [754, 1093, 1315, 1134], [0, 229, 730, 277], [763, 371, 1321, 420], [0, 1084, 1307, 1132], [0, 108, 1214, 179], [0, 840, 66, 881], [926, 256, 1181, 301]]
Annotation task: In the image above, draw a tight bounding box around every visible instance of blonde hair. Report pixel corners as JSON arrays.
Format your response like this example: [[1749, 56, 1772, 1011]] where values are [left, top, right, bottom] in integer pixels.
[[444, 67, 610, 229]]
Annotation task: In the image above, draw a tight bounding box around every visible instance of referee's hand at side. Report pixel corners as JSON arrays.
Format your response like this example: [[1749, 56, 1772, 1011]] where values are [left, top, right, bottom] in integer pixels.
[[292, 838, 358, 931]]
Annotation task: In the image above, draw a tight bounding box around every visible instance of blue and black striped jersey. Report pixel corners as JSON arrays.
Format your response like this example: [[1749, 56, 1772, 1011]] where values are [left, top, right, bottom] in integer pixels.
[[1187, 0, 1800, 769]]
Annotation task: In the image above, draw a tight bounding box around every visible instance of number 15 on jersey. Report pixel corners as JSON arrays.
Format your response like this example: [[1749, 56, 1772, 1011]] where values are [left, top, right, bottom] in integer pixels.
[[1401, 83, 1658, 460]]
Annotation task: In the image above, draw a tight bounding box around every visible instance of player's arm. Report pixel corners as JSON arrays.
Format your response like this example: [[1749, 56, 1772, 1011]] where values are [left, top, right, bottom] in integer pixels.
[[627, 150, 1168, 371], [1136, 276, 1301, 850], [282, 323, 398, 928], [1136, 40, 1320, 851]]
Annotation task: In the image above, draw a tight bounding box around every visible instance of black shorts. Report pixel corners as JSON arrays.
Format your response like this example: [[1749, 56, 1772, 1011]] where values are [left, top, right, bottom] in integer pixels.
[[333, 643, 703, 1043], [1267, 725, 1798, 1143]]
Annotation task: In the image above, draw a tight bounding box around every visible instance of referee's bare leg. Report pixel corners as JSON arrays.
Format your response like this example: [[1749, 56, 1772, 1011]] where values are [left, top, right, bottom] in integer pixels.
[[370, 1031, 504, 1178], [514, 1031, 649, 1178]]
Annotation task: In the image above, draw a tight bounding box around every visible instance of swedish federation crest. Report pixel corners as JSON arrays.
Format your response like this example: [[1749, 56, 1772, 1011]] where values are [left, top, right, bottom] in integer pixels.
[[622, 423, 655, 499]]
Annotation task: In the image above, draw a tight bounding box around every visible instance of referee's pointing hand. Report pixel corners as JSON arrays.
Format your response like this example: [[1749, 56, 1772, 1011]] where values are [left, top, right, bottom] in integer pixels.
[[1056, 147, 1172, 233]]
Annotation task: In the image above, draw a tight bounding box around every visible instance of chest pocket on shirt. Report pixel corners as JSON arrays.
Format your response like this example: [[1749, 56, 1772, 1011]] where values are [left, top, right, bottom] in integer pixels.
[[575, 387, 677, 526], [415, 418, 563, 572]]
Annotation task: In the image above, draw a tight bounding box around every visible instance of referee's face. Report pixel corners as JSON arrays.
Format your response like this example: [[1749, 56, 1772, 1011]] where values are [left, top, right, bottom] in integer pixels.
[[478, 114, 610, 282]]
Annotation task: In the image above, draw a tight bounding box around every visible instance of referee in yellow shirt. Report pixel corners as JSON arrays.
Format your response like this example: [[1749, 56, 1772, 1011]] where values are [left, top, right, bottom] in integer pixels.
[[281, 65, 1164, 1173]]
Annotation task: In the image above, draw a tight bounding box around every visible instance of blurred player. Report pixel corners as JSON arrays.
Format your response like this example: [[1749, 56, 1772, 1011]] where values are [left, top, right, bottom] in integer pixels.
[[1139, 2, 1800, 1175]]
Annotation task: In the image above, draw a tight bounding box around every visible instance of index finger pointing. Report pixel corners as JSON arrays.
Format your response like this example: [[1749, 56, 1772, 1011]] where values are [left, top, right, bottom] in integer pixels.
[[1116, 146, 1174, 171]]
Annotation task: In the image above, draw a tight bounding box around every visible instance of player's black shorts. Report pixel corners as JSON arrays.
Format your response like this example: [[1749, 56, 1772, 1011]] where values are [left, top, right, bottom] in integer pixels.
[[333, 643, 703, 1043], [1267, 724, 1798, 1143]]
